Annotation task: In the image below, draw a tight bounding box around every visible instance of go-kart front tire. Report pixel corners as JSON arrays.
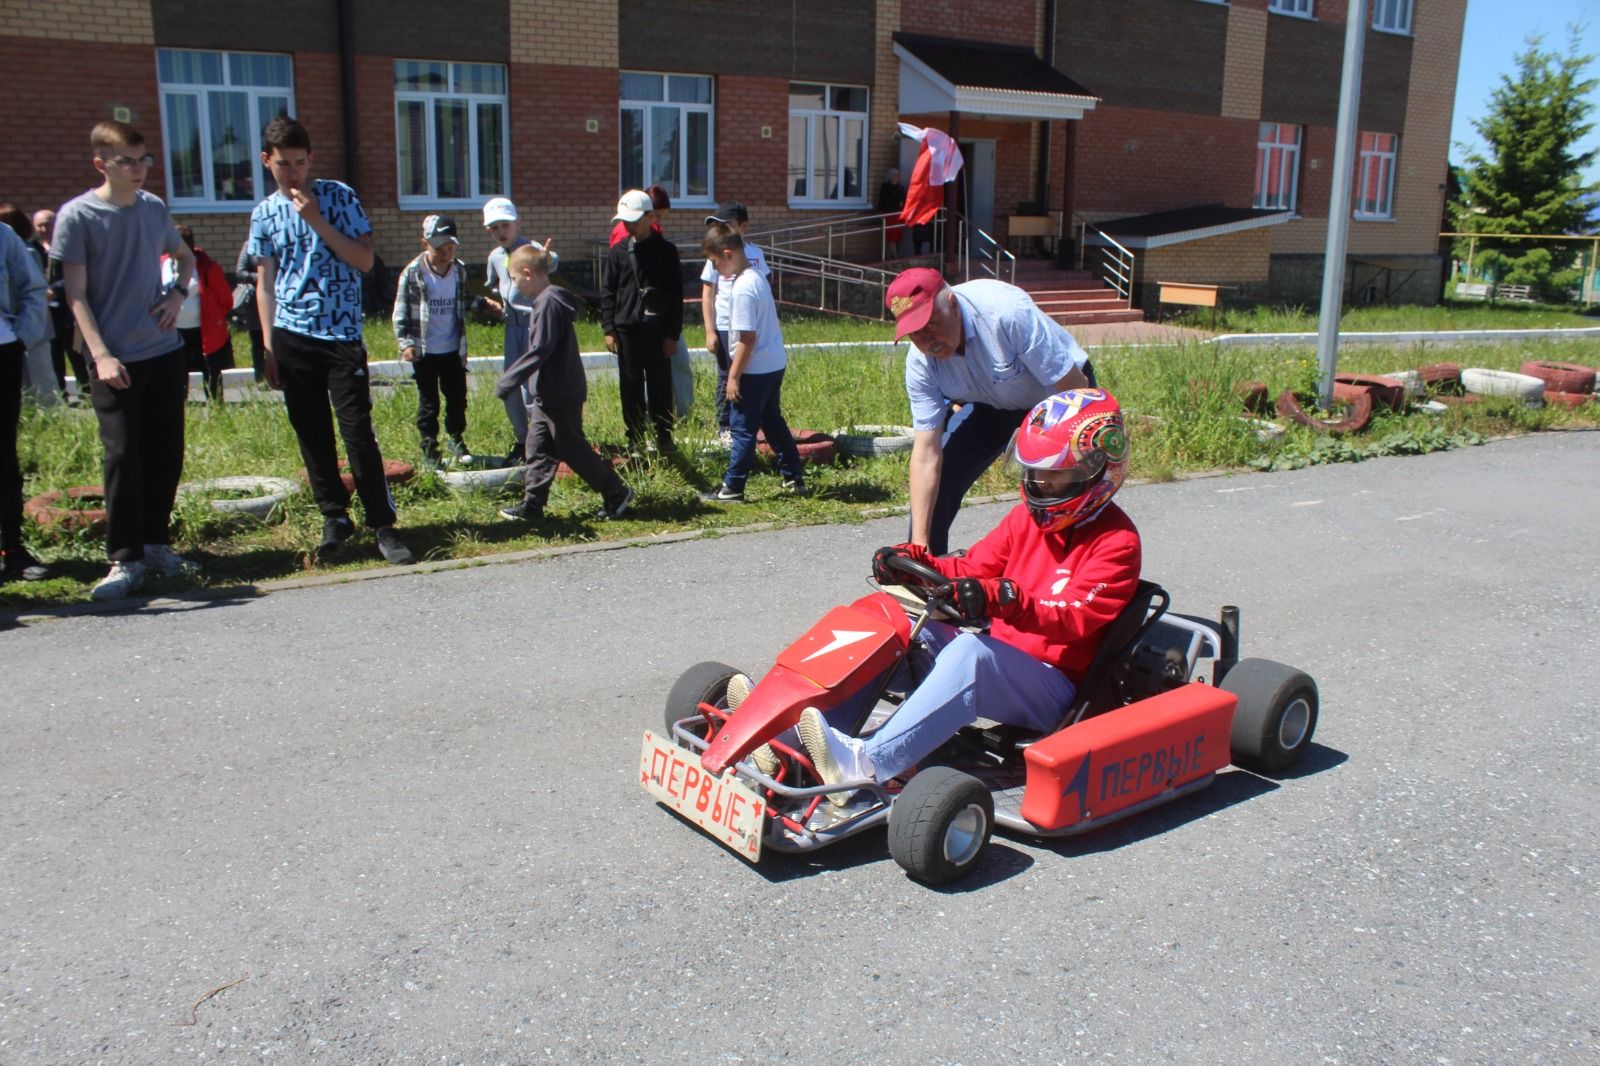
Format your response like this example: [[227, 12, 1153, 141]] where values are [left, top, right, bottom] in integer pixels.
[[663, 661, 744, 736], [1222, 658, 1318, 775], [888, 767, 993, 886]]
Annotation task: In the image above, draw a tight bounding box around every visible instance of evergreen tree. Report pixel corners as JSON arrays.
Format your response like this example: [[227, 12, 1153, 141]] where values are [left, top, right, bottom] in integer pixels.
[[1454, 32, 1598, 296]]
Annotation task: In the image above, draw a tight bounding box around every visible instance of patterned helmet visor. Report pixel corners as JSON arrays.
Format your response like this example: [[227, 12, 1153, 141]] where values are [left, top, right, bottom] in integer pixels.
[[1019, 450, 1108, 509]]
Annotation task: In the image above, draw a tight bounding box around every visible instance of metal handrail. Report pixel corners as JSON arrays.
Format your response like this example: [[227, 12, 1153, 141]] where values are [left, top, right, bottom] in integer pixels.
[[1074, 215, 1136, 301], [759, 245, 901, 321], [956, 216, 1017, 285], [753, 209, 939, 265]]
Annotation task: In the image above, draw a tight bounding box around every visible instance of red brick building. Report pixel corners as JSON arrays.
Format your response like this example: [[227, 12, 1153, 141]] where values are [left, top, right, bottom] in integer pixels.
[[1, 0, 1464, 306]]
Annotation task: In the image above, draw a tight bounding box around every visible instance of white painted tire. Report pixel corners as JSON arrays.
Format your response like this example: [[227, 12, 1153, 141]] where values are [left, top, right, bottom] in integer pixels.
[[176, 476, 300, 519], [833, 424, 916, 457], [1461, 368, 1545, 405], [1379, 369, 1426, 399], [1239, 417, 1285, 443], [439, 461, 527, 492], [1416, 400, 1449, 415]]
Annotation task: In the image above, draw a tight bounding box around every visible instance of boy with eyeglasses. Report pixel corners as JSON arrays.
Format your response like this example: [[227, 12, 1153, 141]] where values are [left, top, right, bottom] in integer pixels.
[[51, 120, 199, 600]]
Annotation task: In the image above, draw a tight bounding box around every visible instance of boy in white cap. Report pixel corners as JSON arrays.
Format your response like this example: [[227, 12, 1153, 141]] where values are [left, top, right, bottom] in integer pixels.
[[601, 189, 682, 455], [392, 213, 472, 466], [481, 197, 557, 462]]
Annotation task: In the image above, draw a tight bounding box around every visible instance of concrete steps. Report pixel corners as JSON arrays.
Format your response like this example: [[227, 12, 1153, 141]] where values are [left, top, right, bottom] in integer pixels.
[[1012, 262, 1144, 326]]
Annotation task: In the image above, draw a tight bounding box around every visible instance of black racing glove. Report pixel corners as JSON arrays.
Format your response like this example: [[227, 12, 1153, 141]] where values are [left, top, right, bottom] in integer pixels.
[[944, 576, 1020, 624], [871, 543, 933, 585]]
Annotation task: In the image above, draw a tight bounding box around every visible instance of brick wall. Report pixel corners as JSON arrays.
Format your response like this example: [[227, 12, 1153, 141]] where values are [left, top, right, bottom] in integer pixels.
[[714, 76, 791, 205], [511, 0, 616, 66], [1221, 6, 1268, 120], [7, 0, 154, 42], [1058, 0, 1228, 115], [0, 36, 163, 215], [1137, 227, 1273, 307], [901, 0, 1039, 48], [1073, 105, 1259, 218]]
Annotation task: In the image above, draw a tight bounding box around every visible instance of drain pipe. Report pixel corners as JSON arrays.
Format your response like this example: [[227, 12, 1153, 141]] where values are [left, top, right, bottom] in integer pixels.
[[337, 0, 359, 185], [1035, 0, 1057, 213]]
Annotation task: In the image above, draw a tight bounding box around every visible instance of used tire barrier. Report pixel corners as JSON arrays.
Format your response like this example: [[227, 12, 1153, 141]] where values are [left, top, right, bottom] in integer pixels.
[[1461, 368, 1545, 405], [24, 486, 108, 535], [1239, 417, 1285, 443], [298, 459, 416, 493], [1415, 362, 1463, 391], [1377, 369, 1427, 399], [176, 475, 301, 519], [439, 462, 527, 492], [1275, 388, 1374, 434], [1543, 389, 1594, 409], [757, 428, 838, 465], [833, 424, 916, 457], [1334, 374, 1406, 412], [556, 454, 629, 479], [1234, 381, 1272, 416], [1519, 360, 1596, 395]]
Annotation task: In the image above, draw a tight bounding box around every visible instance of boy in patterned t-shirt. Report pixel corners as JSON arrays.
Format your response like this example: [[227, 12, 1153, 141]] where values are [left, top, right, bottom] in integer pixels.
[[248, 114, 413, 565]]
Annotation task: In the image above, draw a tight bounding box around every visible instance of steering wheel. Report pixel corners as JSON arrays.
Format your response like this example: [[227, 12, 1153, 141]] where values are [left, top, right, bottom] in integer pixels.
[[880, 551, 950, 603]]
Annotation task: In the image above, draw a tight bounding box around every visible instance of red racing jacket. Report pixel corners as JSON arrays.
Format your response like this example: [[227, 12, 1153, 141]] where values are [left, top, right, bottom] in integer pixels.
[[926, 502, 1142, 682]]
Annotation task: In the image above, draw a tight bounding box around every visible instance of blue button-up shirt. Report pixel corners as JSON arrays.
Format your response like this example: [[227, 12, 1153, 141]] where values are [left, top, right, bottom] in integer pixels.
[[905, 279, 1088, 432]]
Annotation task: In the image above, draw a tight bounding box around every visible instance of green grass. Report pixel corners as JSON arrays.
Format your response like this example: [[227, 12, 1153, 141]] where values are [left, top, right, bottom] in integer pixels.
[[1172, 299, 1598, 334], [6, 314, 1599, 609]]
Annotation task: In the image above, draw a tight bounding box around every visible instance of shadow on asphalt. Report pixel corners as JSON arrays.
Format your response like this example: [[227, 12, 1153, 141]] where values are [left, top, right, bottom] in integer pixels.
[[751, 827, 1036, 891]]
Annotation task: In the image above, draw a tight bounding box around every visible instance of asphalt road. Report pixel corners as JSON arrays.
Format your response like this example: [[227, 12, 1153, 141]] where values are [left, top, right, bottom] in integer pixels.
[[2, 432, 1597, 1064]]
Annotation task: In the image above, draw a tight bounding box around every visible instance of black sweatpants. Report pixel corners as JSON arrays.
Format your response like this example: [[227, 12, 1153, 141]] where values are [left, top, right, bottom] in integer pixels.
[[1, 342, 24, 554], [613, 324, 674, 449], [521, 400, 627, 512], [272, 329, 397, 529], [88, 347, 187, 563], [412, 353, 467, 443]]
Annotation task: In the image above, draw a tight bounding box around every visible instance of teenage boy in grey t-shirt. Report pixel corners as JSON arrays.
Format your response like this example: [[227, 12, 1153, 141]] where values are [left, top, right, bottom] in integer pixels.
[[51, 120, 198, 601]]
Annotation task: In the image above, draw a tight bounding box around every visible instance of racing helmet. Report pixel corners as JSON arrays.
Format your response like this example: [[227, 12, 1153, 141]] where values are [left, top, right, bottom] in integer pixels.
[[1002, 388, 1129, 534]]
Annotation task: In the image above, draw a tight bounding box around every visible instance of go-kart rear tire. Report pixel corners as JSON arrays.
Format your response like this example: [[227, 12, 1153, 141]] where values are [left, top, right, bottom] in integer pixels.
[[888, 767, 994, 886], [664, 660, 744, 735], [1222, 658, 1319, 775]]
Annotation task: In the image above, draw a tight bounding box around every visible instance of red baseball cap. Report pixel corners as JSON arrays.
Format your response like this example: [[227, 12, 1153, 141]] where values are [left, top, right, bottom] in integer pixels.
[[885, 268, 945, 340]]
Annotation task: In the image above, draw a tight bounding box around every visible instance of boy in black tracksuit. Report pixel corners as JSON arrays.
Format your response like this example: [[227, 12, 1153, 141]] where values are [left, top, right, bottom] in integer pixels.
[[601, 189, 682, 454], [496, 244, 634, 523]]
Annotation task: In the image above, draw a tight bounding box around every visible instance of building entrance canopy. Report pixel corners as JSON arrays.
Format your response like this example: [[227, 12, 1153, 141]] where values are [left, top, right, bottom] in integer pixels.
[[892, 33, 1099, 121]]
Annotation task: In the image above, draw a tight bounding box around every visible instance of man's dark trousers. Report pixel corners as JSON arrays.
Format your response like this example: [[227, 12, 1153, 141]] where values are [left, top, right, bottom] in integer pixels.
[[88, 347, 187, 562], [272, 329, 397, 528]]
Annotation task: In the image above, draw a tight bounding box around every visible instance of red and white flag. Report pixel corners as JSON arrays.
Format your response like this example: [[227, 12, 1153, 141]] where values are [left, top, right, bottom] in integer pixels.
[[897, 123, 963, 228]]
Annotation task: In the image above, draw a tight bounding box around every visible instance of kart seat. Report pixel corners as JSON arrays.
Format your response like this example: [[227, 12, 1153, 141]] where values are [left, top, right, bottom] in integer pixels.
[[1054, 579, 1169, 730]]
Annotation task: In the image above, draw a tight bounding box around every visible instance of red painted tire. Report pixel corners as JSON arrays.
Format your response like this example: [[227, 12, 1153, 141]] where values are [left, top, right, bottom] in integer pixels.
[[1416, 362, 1462, 390], [1275, 389, 1374, 434], [757, 429, 838, 465], [298, 459, 415, 493], [1234, 381, 1272, 416], [1334, 374, 1407, 411], [24, 486, 108, 535], [1520, 360, 1597, 395], [1543, 389, 1593, 408], [556, 454, 629, 479]]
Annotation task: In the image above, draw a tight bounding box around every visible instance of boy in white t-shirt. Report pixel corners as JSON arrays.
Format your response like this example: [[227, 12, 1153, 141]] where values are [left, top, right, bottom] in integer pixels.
[[698, 223, 805, 503], [392, 214, 471, 466], [697, 201, 767, 448]]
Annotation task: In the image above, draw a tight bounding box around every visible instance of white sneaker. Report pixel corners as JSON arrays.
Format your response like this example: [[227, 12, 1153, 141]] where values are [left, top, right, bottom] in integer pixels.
[[90, 560, 147, 601], [797, 707, 873, 806], [142, 543, 200, 577]]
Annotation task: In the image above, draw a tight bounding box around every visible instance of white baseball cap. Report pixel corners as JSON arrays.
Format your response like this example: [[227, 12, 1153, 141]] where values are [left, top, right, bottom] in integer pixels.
[[613, 189, 653, 223], [482, 197, 519, 226]]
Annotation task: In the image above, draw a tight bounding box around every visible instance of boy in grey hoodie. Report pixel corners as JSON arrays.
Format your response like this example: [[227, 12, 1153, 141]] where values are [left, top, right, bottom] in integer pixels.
[[495, 243, 634, 523]]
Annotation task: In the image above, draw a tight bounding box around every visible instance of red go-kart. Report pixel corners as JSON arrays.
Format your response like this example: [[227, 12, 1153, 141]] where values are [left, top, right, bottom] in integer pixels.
[[640, 554, 1319, 885]]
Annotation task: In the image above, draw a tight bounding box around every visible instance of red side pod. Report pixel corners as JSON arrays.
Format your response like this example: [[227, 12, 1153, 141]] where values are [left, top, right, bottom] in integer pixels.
[[1019, 684, 1237, 831], [699, 598, 911, 775]]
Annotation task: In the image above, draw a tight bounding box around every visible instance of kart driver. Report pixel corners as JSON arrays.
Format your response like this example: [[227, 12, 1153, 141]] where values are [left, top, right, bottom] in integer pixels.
[[784, 387, 1142, 804]]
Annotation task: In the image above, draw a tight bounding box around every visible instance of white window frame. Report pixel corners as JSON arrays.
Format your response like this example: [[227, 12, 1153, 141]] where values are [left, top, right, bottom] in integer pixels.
[[618, 72, 715, 207], [787, 82, 871, 208], [1354, 131, 1398, 219], [1268, 0, 1314, 17], [394, 60, 510, 209], [156, 48, 295, 212], [1253, 123, 1302, 212], [1371, 0, 1413, 34]]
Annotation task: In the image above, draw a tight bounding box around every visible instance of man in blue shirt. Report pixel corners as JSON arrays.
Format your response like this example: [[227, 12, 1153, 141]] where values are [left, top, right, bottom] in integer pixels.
[[249, 114, 412, 565], [887, 268, 1092, 556]]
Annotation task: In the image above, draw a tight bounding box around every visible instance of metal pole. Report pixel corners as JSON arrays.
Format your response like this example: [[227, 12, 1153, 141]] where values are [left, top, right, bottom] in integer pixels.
[[1314, 0, 1368, 410]]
